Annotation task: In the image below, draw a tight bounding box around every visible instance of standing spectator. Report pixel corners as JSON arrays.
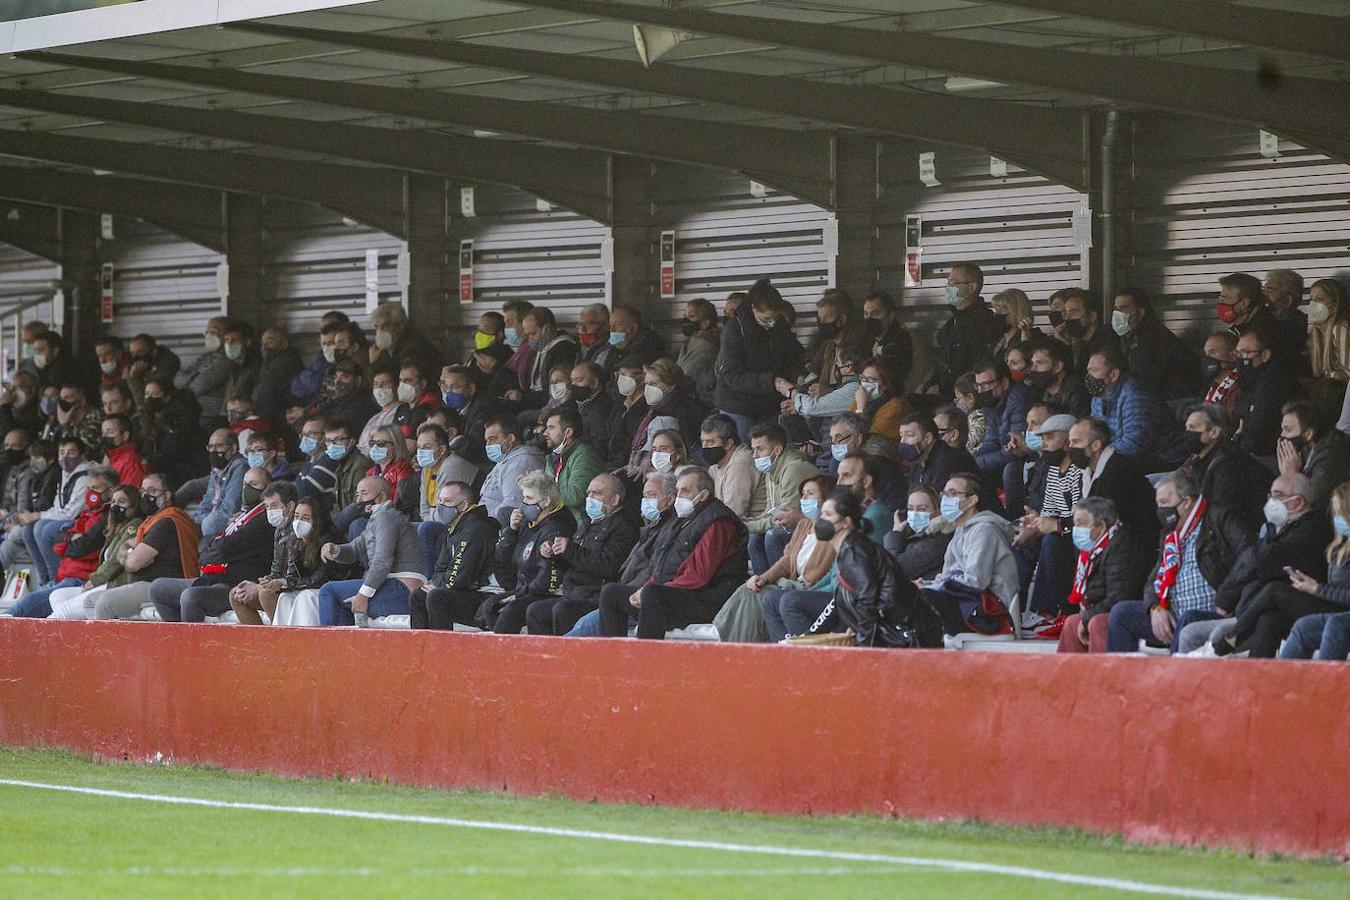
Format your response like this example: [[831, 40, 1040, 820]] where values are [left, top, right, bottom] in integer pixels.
[[1055, 497, 1150, 653], [1305, 278, 1350, 423], [1233, 328, 1297, 458], [124, 333, 182, 409], [99, 414, 148, 489], [861, 290, 914, 387], [715, 277, 805, 443], [607, 304, 669, 367], [990, 288, 1042, 360], [918, 473, 1019, 636], [92, 473, 201, 620], [252, 327, 303, 425], [138, 378, 204, 485], [1086, 346, 1186, 471], [32, 330, 81, 392], [522, 307, 579, 406], [1060, 289, 1117, 371], [675, 298, 720, 406], [1111, 286, 1200, 400], [408, 481, 499, 630], [368, 300, 439, 381], [701, 413, 763, 521], [576, 303, 619, 375], [971, 359, 1031, 480], [1218, 272, 1282, 352], [479, 414, 546, 523], [1276, 401, 1350, 512], [927, 262, 1001, 396], [1179, 404, 1270, 528], [176, 315, 234, 428], [1263, 268, 1309, 361], [194, 427, 247, 539], [1201, 330, 1241, 414], [1026, 339, 1089, 418], [542, 408, 604, 526], [318, 476, 427, 627], [483, 471, 576, 635]]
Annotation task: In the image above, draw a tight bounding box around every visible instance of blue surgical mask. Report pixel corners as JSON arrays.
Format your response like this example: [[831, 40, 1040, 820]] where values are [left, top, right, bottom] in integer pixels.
[[1026, 431, 1044, 452], [800, 498, 820, 519], [608, 331, 626, 347], [945, 284, 962, 306], [224, 343, 243, 362], [830, 443, 848, 462], [940, 495, 964, 521], [907, 510, 931, 533], [416, 448, 438, 469], [505, 328, 521, 347], [325, 442, 349, 462], [442, 391, 467, 411], [640, 497, 661, 522], [585, 496, 605, 521], [368, 445, 389, 464], [246, 450, 266, 469], [753, 454, 773, 474], [1336, 515, 1350, 538], [1072, 525, 1096, 552], [486, 442, 505, 463], [298, 436, 318, 455]]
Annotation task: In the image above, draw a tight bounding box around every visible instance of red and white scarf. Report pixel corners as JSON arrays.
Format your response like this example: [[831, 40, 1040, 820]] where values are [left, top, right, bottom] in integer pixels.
[[1205, 374, 1238, 406], [1067, 524, 1116, 607], [224, 502, 266, 537], [1153, 496, 1207, 609]]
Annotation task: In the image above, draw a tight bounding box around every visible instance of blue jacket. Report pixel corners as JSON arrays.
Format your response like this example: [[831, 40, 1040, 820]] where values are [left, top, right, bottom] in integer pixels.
[[974, 382, 1030, 473], [290, 352, 329, 406], [1091, 375, 1185, 467], [194, 455, 248, 538]]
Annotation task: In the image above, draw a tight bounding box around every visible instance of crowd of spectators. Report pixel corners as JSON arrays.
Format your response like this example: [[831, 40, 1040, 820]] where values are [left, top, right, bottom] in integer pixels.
[[2, 267, 1348, 661]]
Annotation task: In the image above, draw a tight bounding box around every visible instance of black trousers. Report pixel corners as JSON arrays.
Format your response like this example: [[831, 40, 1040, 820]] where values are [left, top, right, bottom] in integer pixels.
[[410, 586, 485, 630], [525, 585, 602, 635], [598, 582, 726, 639], [1232, 582, 1343, 658]]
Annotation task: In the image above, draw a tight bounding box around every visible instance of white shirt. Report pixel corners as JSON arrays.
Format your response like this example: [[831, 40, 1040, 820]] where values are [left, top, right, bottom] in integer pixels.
[[795, 531, 818, 575]]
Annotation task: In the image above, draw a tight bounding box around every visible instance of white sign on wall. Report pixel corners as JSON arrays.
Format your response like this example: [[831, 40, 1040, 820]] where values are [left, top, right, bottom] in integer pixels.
[[919, 151, 941, 187]]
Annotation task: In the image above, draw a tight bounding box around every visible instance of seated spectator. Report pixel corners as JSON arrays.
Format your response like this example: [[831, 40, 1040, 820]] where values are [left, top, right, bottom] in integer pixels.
[[1068, 417, 1158, 544], [0, 371, 43, 436], [194, 427, 247, 539], [675, 298, 720, 406], [1056, 497, 1150, 653], [953, 373, 986, 455], [1001, 401, 1052, 519], [605, 358, 649, 469], [716, 473, 837, 643], [6, 465, 117, 618], [701, 413, 764, 521], [240, 496, 346, 627], [0, 429, 36, 525], [918, 473, 1019, 636], [293, 417, 336, 503], [1012, 414, 1085, 620], [368, 300, 439, 381], [884, 484, 955, 581], [411, 420, 479, 537], [396, 361, 438, 411], [359, 369, 404, 451], [971, 358, 1030, 478], [289, 316, 344, 409], [744, 422, 817, 575], [1105, 470, 1256, 653], [502, 299, 535, 391], [802, 289, 855, 394], [824, 413, 903, 508], [252, 327, 303, 425], [1263, 268, 1308, 361], [365, 424, 415, 514], [577, 303, 619, 375], [224, 393, 270, 454], [318, 476, 426, 626], [99, 414, 148, 489], [227, 483, 304, 625], [483, 470, 576, 634], [42, 483, 144, 620], [1279, 610, 1350, 661], [125, 332, 182, 407], [469, 311, 507, 360], [438, 365, 497, 464], [1208, 474, 1334, 658], [99, 381, 136, 427], [542, 408, 605, 526], [854, 358, 908, 440], [1201, 330, 1240, 413], [598, 467, 747, 639], [608, 303, 669, 367], [409, 481, 499, 630], [3, 437, 95, 587], [643, 429, 692, 479], [814, 488, 944, 648], [1003, 343, 1031, 384], [1086, 346, 1185, 471], [1060, 287, 1118, 371], [861, 289, 914, 386], [1179, 404, 1270, 528], [322, 419, 372, 512], [1233, 327, 1297, 458], [638, 358, 706, 449], [716, 277, 805, 443], [244, 430, 292, 482], [138, 377, 204, 484], [836, 452, 892, 545], [933, 405, 970, 455], [176, 316, 234, 428], [93, 336, 128, 389], [784, 343, 867, 442], [1218, 272, 1281, 348], [479, 414, 546, 523], [317, 359, 378, 433], [1276, 401, 1350, 511], [32, 330, 81, 392], [529, 363, 575, 439], [1111, 286, 1200, 400], [220, 322, 261, 410], [93, 473, 201, 619], [568, 362, 615, 452], [1304, 278, 1350, 423], [54, 381, 103, 452], [151, 471, 278, 623], [525, 473, 638, 635], [522, 306, 579, 406]]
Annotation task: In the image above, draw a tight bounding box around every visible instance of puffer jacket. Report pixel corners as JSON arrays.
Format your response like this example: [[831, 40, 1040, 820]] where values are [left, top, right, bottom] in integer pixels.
[[833, 533, 943, 648], [884, 514, 955, 581], [1074, 525, 1151, 625], [52, 501, 111, 582], [86, 515, 145, 589], [714, 306, 805, 419], [1090, 375, 1185, 468]]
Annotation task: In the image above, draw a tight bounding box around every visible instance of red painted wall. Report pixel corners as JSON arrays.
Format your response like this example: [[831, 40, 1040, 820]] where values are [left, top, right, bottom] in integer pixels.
[[1, 620, 1346, 858]]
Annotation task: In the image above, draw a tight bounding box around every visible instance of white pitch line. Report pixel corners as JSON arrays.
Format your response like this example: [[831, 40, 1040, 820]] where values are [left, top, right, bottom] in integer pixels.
[[0, 779, 1290, 900]]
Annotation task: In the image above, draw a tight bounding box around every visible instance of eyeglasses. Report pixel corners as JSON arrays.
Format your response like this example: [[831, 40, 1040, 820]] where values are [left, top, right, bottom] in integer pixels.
[[1269, 491, 1294, 501], [941, 489, 973, 499]]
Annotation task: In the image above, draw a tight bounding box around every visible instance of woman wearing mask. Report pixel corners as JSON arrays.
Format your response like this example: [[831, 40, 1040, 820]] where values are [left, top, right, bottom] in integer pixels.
[[853, 358, 908, 440], [715, 475, 838, 643], [885, 485, 956, 581], [809, 489, 944, 648], [953, 372, 987, 455], [605, 362, 649, 470], [675, 298, 720, 406], [483, 471, 575, 635], [714, 277, 805, 443], [991, 289, 1042, 360], [622, 359, 703, 476], [532, 364, 576, 436], [46, 484, 144, 620], [0, 371, 41, 436], [365, 425, 414, 512], [262, 496, 348, 627], [1004, 344, 1031, 385], [641, 429, 692, 479], [1306, 278, 1350, 424], [358, 370, 405, 452]]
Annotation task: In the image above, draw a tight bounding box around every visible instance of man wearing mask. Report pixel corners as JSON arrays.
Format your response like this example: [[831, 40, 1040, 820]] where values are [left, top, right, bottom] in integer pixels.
[[99, 414, 148, 489], [321, 419, 371, 513], [543, 408, 604, 525], [604, 359, 649, 469], [290, 315, 349, 407], [479, 414, 546, 523], [1085, 346, 1186, 472], [522, 307, 579, 407], [31, 331, 79, 392], [971, 359, 1030, 480], [569, 362, 614, 449], [293, 416, 339, 505], [1217, 272, 1281, 350], [368, 301, 438, 379], [608, 304, 668, 367], [93, 337, 129, 389], [219, 322, 261, 408], [1262, 268, 1308, 360], [598, 467, 746, 639], [862, 290, 914, 386], [1012, 414, 1084, 620], [502, 300, 536, 393], [577, 304, 619, 376], [92, 473, 201, 619], [252, 327, 302, 425], [701, 413, 763, 521], [0, 429, 33, 522], [836, 452, 892, 545], [744, 422, 817, 575], [125, 333, 182, 406], [409, 481, 499, 629], [1110, 287, 1200, 401], [926, 262, 1001, 396], [176, 316, 235, 429], [15, 320, 47, 380], [1276, 401, 1350, 511], [1059, 289, 1118, 372], [1200, 331, 1241, 413], [194, 428, 248, 539], [318, 475, 427, 627], [1179, 403, 1270, 528], [917, 474, 1019, 636], [410, 421, 480, 566], [53, 382, 103, 453], [1026, 341, 1089, 418], [1067, 417, 1157, 544], [527, 473, 639, 635], [0, 372, 42, 437], [439, 365, 494, 463], [1232, 328, 1296, 458], [899, 413, 977, 497], [318, 359, 378, 430]]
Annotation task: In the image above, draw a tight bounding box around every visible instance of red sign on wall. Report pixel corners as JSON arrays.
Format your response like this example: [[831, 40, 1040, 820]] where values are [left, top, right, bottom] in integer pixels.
[[99, 262, 115, 324], [458, 239, 474, 303], [659, 230, 676, 299]]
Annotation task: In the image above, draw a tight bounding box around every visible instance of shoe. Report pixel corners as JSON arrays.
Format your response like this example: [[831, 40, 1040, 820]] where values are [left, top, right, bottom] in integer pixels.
[[1032, 614, 1066, 640], [1185, 642, 1218, 658], [1020, 610, 1052, 631]]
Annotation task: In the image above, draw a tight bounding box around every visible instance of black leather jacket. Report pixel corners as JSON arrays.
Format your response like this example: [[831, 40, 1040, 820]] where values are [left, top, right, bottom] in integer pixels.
[[833, 533, 943, 648]]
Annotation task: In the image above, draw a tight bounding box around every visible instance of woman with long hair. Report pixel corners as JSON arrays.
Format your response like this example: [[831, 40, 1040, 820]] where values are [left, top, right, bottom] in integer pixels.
[[853, 357, 908, 440], [991, 288, 1042, 359], [262, 495, 348, 627]]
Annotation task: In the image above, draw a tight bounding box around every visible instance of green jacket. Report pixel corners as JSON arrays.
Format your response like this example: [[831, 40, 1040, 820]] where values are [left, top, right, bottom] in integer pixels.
[[335, 450, 373, 510], [746, 446, 818, 534], [555, 440, 605, 526], [87, 516, 145, 589]]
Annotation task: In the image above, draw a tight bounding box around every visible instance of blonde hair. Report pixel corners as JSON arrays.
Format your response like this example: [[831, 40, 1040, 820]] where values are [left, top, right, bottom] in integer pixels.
[[1330, 482, 1350, 565], [518, 470, 562, 508], [644, 357, 683, 389], [371, 426, 408, 465], [992, 288, 1033, 325]]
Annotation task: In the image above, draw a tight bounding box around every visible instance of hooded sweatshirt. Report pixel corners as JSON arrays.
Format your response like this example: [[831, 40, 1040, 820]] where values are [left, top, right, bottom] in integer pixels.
[[931, 509, 1019, 608]]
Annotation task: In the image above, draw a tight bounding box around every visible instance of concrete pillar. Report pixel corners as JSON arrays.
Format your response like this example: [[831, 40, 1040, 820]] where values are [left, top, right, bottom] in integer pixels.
[[58, 209, 100, 357], [224, 193, 265, 328], [608, 155, 654, 317], [831, 133, 882, 299], [404, 173, 448, 346]]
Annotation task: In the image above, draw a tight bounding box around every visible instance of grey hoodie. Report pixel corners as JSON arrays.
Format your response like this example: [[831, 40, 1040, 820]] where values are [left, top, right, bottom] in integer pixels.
[[479, 444, 547, 524], [931, 509, 1020, 608]]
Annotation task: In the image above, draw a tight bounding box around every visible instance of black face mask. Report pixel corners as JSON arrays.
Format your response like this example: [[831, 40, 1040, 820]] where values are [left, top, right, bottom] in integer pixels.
[[817, 322, 840, 340], [1062, 319, 1086, 339], [861, 319, 883, 339], [209, 451, 229, 470], [1067, 446, 1092, 469], [1156, 505, 1181, 532], [975, 388, 999, 408], [1201, 359, 1228, 380], [1048, 310, 1065, 328], [107, 506, 128, 524], [897, 441, 921, 463], [242, 485, 262, 509], [102, 436, 120, 452], [571, 385, 594, 403], [680, 321, 699, 338], [1182, 431, 1207, 456], [2, 447, 24, 467], [1083, 375, 1108, 397], [1236, 357, 1258, 375], [57, 399, 76, 413], [701, 445, 726, 466], [1025, 370, 1053, 390], [1284, 435, 1308, 454], [142, 397, 166, 413], [813, 518, 836, 542]]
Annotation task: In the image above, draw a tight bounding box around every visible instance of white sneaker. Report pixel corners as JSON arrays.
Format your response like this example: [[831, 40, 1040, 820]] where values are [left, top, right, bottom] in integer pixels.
[[1184, 642, 1218, 658], [1020, 610, 1051, 630]]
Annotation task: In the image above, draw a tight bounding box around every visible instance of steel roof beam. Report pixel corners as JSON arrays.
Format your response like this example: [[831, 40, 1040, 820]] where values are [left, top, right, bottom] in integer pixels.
[[0, 130, 406, 237], [999, 0, 1350, 64], [0, 202, 61, 262], [499, 0, 1350, 147], [18, 50, 835, 206], [0, 85, 612, 223], [226, 20, 1087, 189], [0, 165, 227, 251]]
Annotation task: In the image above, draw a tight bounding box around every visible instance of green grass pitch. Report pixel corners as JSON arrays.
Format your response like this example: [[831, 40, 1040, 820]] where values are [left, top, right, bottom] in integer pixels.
[[0, 748, 1344, 898]]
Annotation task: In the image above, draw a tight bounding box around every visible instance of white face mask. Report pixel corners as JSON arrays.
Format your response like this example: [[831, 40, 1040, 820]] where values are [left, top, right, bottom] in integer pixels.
[[616, 375, 638, 397], [549, 383, 569, 403], [292, 519, 313, 540], [643, 384, 665, 406], [650, 451, 673, 473], [674, 496, 698, 518], [204, 333, 222, 353], [1307, 302, 1331, 325], [33, 353, 47, 369], [1263, 496, 1290, 529], [372, 387, 395, 407], [321, 345, 337, 364], [396, 382, 416, 403], [266, 507, 287, 528], [99, 361, 118, 375], [374, 328, 395, 350]]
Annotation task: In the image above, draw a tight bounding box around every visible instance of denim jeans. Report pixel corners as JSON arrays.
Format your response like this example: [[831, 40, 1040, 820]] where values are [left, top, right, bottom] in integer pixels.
[[318, 578, 412, 626], [1278, 611, 1350, 661], [6, 576, 81, 618], [566, 608, 603, 637], [416, 520, 444, 578], [747, 533, 771, 576], [759, 588, 832, 642], [1107, 601, 1221, 653], [763, 527, 792, 568], [24, 518, 71, 585]]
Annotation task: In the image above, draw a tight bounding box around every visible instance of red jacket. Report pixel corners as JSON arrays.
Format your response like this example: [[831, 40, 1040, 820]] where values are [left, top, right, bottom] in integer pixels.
[[106, 441, 150, 489], [53, 497, 110, 582], [367, 458, 414, 503]]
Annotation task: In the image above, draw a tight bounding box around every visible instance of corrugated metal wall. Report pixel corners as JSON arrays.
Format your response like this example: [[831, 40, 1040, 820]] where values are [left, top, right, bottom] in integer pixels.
[[0, 242, 59, 378], [1125, 115, 1350, 344]]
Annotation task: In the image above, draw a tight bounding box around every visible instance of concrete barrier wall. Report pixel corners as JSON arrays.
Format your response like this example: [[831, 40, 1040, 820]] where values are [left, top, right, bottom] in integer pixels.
[[0, 620, 1345, 858]]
